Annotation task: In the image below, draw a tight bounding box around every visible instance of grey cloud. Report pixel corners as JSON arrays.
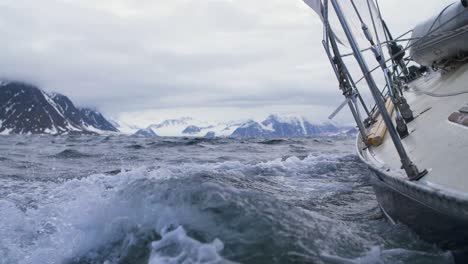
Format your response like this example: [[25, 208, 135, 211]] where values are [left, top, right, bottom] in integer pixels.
[[0, 0, 455, 120]]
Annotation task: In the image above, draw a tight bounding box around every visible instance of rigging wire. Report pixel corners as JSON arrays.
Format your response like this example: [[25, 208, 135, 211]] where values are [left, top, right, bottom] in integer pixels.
[[338, 0, 468, 118], [323, 0, 468, 120], [378, 1, 468, 98], [353, 3, 468, 85], [339, 36, 418, 58]]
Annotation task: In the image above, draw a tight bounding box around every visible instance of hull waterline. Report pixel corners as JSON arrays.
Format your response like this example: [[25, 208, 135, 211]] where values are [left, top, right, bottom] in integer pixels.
[[358, 139, 468, 262]]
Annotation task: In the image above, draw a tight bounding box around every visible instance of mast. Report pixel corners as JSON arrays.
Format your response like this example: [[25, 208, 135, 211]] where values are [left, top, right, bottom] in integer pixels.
[[321, 0, 368, 144], [328, 0, 427, 180]]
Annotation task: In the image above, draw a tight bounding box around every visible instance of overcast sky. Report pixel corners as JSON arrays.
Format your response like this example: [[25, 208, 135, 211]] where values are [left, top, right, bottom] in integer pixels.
[[0, 0, 456, 126]]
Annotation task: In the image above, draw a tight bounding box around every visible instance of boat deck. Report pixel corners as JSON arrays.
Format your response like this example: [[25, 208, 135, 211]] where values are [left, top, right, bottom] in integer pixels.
[[366, 63, 468, 196]]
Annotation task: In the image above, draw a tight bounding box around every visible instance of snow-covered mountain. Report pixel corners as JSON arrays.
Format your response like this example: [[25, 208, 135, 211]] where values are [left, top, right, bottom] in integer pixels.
[[79, 108, 118, 132], [110, 120, 141, 135], [130, 114, 350, 138], [147, 117, 194, 137], [51, 93, 118, 133], [231, 115, 341, 138], [130, 117, 242, 138], [0, 81, 118, 135], [230, 120, 272, 138]]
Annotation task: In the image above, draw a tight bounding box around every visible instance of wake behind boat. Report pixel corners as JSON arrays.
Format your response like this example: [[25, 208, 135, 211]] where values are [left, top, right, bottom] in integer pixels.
[[303, 0, 468, 261]]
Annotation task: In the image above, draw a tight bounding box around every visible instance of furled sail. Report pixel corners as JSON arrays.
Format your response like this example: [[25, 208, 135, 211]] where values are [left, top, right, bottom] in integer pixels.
[[303, 0, 323, 20]]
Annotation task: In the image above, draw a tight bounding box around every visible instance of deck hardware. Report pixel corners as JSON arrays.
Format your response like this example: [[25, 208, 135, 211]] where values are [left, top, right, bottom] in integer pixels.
[[396, 117, 409, 138], [350, 0, 414, 136], [396, 95, 414, 123]]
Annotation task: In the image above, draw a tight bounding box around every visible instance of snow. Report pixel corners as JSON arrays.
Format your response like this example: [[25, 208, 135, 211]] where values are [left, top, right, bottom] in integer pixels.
[[1, 127, 13, 135], [147, 118, 245, 137], [147, 117, 192, 136], [66, 122, 81, 132], [299, 118, 307, 135], [113, 114, 345, 138], [83, 125, 104, 134], [113, 121, 141, 135], [40, 90, 66, 120], [5, 102, 15, 113], [260, 122, 275, 132], [82, 124, 119, 135], [48, 92, 59, 98], [44, 126, 58, 135], [208, 122, 242, 137], [269, 114, 305, 125]]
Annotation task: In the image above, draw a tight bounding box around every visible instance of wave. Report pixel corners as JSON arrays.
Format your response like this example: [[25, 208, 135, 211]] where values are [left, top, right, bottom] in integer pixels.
[[147, 140, 188, 148], [146, 138, 231, 148], [126, 144, 145, 150], [0, 167, 238, 264], [257, 139, 286, 145], [50, 149, 94, 159], [148, 227, 230, 264], [0, 151, 448, 264]]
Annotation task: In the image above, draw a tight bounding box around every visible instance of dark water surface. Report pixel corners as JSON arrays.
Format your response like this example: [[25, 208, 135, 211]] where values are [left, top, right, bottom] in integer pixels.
[[0, 135, 452, 264]]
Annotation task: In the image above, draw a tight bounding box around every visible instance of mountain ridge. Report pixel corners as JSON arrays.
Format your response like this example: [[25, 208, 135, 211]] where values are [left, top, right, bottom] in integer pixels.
[[0, 81, 118, 135], [130, 115, 353, 138]]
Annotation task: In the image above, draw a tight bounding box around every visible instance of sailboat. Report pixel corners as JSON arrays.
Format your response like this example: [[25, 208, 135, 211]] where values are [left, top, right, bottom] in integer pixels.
[[303, 0, 468, 261]]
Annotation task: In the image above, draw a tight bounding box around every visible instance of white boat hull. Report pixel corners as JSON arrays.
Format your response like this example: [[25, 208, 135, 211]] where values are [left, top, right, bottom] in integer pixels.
[[358, 136, 468, 262]]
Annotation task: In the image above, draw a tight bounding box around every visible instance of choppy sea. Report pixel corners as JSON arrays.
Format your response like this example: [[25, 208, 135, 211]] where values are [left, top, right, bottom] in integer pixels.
[[0, 135, 453, 264]]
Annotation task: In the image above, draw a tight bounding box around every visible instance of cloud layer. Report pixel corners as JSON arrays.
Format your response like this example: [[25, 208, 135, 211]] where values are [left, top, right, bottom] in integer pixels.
[[0, 0, 455, 123]]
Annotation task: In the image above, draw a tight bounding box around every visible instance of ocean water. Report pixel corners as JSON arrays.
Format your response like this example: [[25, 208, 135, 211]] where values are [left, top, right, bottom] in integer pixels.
[[0, 135, 453, 264]]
